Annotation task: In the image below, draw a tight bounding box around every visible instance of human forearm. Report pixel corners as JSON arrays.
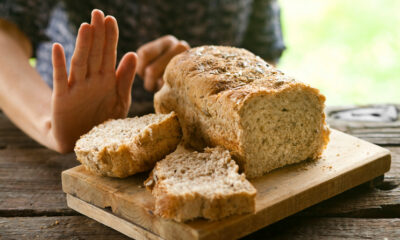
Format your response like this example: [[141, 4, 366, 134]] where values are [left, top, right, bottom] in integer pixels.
[[1, 11, 139, 154], [0, 28, 60, 151]]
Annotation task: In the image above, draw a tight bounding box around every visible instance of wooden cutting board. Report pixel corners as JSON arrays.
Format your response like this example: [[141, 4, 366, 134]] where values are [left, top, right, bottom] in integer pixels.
[[62, 129, 391, 240]]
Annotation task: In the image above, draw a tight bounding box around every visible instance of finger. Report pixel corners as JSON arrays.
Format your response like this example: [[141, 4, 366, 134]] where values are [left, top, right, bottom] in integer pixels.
[[52, 43, 68, 94], [179, 40, 190, 49], [156, 77, 164, 91], [88, 9, 105, 73], [136, 35, 178, 77], [102, 16, 118, 73], [144, 41, 189, 92], [116, 52, 138, 101], [69, 23, 93, 84]]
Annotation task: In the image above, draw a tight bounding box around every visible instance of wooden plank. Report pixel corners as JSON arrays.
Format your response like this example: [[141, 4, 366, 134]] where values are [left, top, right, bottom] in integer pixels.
[[299, 182, 400, 218], [385, 147, 400, 179], [62, 130, 391, 240], [326, 104, 400, 145], [0, 144, 396, 220], [0, 112, 42, 149], [326, 104, 400, 122], [301, 146, 400, 218], [0, 148, 78, 215], [350, 137, 400, 146], [65, 195, 400, 240], [244, 217, 400, 239], [0, 216, 130, 240], [67, 194, 162, 240], [0, 127, 42, 149], [1, 216, 399, 240]]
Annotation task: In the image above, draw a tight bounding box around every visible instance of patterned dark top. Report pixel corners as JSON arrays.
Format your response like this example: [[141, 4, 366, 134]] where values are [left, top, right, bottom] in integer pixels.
[[0, 0, 285, 102]]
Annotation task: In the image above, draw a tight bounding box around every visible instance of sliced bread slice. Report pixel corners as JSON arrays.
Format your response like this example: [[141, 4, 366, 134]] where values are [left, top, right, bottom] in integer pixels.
[[74, 112, 181, 178], [145, 146, 257, 222]]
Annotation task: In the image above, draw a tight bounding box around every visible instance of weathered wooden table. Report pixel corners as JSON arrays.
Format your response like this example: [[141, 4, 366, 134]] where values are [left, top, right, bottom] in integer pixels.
[[1, 104, 399, 239]]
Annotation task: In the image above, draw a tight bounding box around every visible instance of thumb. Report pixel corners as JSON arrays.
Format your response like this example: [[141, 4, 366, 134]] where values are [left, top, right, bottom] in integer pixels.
[[116, 52, 138, 101]]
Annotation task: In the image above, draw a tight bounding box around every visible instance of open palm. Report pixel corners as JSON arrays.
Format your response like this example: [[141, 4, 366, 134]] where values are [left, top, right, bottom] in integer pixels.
[[51, 10, 137, 152]]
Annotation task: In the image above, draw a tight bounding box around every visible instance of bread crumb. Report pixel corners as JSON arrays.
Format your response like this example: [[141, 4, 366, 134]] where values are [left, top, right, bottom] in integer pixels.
[[336, 153, 340, 157], [296, 164, 310, 171], [322, 165, 333, 171], [42, 220, 60, 229]]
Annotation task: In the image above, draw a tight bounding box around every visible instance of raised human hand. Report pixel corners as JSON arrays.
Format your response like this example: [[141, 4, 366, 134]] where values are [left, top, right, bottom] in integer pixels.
[[137, 35, 190, 92], [51, 10, 137, 153]]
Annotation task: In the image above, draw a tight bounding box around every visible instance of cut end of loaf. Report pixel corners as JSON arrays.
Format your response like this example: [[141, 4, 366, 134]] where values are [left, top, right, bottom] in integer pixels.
[[75, 114, 170, 151], [240, 85, 330, 178], [146, 146, 257, 222], [74, 112, 182, 178]]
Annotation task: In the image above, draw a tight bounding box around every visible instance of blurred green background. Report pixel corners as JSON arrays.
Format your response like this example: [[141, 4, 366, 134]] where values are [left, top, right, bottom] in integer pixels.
[[278, 0, 400, 106]]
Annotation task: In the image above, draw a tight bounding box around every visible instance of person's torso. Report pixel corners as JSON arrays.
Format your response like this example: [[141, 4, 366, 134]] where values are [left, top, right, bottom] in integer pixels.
[[36, 0, 255, 102]]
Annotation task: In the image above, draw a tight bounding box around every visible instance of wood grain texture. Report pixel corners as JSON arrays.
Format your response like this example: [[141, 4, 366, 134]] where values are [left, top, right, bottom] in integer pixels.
[[0, 148, 78, 216], [0, 145, 396, 219], [243, 217, 400, 239], [385, 147, 400, 179], [0, 112, 42, 149], [1, 107, 400, 239], [299, 183, 400, 218], [67, 194, 162, 240], [300, 146, 400, 218], [0, 133, 398, 219], [62, 129, 391, 240], [1, 216, 399, 240], [0, 216, 130, 240], [326, 104, 400, 145]]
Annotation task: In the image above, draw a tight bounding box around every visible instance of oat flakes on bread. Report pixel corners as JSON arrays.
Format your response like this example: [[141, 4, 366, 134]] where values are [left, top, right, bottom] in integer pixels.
[[74, 112, 181, 178], [145, 146, 257, 222], [155, 46, 330, 178]]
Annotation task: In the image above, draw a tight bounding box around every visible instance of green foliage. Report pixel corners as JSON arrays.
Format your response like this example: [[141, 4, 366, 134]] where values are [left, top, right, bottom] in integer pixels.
[[278, 0, 400, 105], [29, 58, 36, 67]]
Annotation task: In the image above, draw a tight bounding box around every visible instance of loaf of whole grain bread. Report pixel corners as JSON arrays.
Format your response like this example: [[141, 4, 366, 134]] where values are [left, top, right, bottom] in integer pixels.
[[144, 146, 257, 222], [74, 112, 181, 178], [154, 46, 330, 178]]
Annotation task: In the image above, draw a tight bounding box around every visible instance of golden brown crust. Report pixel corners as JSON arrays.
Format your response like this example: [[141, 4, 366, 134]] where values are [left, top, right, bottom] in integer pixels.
[[155, 46, 330, 178], [145, 146, 257, 222], [75, 113, 182, 178], [152, 191, 256, 222]]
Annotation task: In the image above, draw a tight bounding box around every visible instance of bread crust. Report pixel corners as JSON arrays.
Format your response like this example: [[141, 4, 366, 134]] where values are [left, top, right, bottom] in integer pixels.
[[145, 147, 257, 222], [74, 113, 182, 178], [155, 46, 330, 178]]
